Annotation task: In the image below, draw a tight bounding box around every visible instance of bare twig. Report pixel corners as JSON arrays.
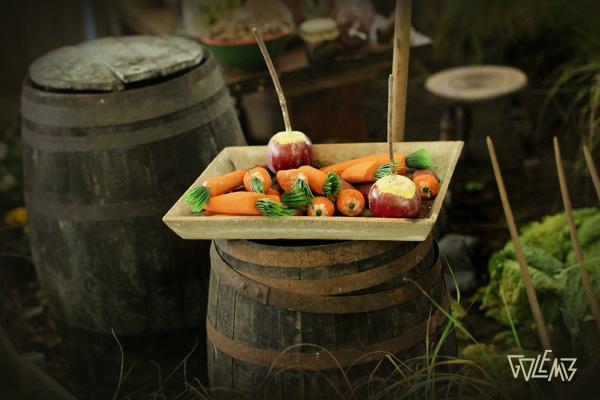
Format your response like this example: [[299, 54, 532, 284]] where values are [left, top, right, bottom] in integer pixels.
[[391, 0, 412, 142], [252, 27, 292, 133], [554, 137, 600, 334], [486, 137, 553, 351], [583, 145, 600, 203]]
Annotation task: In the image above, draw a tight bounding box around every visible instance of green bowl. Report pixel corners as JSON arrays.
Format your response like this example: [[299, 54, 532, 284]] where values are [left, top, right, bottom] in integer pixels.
[[201, 31, 292, 71]]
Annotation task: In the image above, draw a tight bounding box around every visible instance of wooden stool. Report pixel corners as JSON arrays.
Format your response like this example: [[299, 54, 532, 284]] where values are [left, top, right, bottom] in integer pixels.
[[425, 65, 528, 157]]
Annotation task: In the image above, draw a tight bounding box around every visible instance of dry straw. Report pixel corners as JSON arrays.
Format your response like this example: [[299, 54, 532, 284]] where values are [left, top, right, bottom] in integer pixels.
[[554, 137, 600, 334], [486, 136, 553, 351]]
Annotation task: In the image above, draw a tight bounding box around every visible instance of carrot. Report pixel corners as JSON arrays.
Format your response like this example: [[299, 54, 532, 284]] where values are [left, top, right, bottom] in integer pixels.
[[413, 174, 439, 199], [412, 169, 439, 181], [374, 159, 408, 179], [203, 211, 247, 217], [298, 165, 326, 194], [281, 178, 314, 208], [276, 169, 308, 192], [298, 165, 341, 199], [341, 160, 381, 183], [243, 167, 272, 193], [266, 187, 280, 196], [336, 189, 365, 216], [186, 170, 246, 212], [321, 153, 405, 175], [204, 192, 279, 215], [255, 198, 297, 219], [307, 196, 335, 217]]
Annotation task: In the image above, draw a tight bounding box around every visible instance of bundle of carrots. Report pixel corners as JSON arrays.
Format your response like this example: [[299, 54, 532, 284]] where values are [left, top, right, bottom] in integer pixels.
[[185, 149, 438, 219]]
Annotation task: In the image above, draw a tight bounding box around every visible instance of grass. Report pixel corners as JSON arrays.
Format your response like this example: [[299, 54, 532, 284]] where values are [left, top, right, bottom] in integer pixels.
[[110, 259, 545, 400]]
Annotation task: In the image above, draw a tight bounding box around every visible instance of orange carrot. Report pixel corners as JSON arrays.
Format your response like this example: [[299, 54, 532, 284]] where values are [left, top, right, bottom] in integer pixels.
[[203, 211, 248, 217], [298, 165, 341, 199], [307, 196, 335, 217], [321, 153, 405, 175], [202, 170, 246, 196], [298, 165, 327, 194], [187, 170, 246, 212], [266, 187, 281, 196], [204, 192, 279, 215], [336, 189, 365, 216], [413, 175, 439, 199], [276, 169, 308, 192], [341, 160, 381, 183], [243, 167, 272, 193]]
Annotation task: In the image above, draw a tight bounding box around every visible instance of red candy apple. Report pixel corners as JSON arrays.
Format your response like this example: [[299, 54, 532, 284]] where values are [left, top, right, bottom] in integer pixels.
[[368, 175, 421, 218], [267, 130, 312, 172]]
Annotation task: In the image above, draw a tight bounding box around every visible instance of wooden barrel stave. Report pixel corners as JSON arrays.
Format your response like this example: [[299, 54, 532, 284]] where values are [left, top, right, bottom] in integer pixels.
[[207, 238, 452, 399], [22, 43, 245, 398]]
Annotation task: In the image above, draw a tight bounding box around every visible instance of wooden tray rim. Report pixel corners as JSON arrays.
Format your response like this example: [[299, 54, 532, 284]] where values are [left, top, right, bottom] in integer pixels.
[[163, 141, 463, 241]]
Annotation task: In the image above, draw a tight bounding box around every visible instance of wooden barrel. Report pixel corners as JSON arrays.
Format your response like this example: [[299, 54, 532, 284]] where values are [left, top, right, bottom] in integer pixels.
[[21, 36, 246, 398], [208, 236, 454, 399]]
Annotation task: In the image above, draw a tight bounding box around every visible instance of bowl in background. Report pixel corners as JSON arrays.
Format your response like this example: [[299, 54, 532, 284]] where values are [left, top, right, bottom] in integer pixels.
[[201, 31, 292, 71]]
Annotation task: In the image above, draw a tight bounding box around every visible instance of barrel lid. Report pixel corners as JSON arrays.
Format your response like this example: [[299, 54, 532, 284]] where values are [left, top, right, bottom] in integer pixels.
[[29, 35, 204, 92]]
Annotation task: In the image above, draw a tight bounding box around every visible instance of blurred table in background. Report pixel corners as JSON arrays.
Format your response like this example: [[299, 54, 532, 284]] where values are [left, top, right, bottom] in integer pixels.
[[119, 2, 431, 144]]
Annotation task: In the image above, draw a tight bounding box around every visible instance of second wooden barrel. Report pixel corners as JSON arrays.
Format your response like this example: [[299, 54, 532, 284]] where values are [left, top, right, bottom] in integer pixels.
[[208, 236, 453, 399], [22, 37, 246, 398]]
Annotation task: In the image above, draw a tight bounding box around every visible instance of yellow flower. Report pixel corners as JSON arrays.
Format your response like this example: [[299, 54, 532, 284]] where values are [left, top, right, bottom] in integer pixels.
[[4, 207, 27, 225]]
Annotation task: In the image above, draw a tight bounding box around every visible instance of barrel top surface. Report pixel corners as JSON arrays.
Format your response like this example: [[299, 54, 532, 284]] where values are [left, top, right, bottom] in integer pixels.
[[425, 65, 527, 103], [29, 35, 204, 92]]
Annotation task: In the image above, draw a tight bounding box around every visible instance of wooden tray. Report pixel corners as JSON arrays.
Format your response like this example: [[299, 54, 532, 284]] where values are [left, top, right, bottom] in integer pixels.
[[163, 141, 463, 241]]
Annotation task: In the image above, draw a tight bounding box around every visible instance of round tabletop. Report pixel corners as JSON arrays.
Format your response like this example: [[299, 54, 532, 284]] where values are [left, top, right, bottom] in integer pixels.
[[425, 65, 527, 103], [29, 35, 204, 92]]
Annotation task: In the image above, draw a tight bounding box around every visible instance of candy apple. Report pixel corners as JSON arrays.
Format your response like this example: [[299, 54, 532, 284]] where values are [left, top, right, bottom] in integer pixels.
[[368, 175, 421, 218], [267, 130, 312, 172]]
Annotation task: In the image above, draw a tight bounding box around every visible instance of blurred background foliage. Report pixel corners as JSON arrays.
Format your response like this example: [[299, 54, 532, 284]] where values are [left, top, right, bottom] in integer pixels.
[[412, 0, 600, 157]]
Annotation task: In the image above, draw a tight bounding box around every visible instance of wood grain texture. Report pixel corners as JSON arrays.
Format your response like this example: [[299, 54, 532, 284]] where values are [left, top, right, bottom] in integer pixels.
[[207, 238, 452, 399], [163, 141, 463, 241], [29, 35, 204, 91]]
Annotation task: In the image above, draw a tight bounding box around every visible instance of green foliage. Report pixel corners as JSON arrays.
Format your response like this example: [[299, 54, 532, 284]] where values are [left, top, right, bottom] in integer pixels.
[[475, 208, 600, 356], [185, 185, 210, 213], [281, 178, 314, 208], [420, 0, 600, 77], [541, 59, 600, 160], [405, 149, 432, 169], [255, 198, 296, 219], [519, 207, 597, 260], [419, 1, 600, 156], [322, 170, 341, 201]]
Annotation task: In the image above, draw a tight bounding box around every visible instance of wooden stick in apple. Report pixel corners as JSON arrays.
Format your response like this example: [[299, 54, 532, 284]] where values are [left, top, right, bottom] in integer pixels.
[[387, 74, 397, 177], [368, 75, 420, 218], [252, 28, 312, 172]]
